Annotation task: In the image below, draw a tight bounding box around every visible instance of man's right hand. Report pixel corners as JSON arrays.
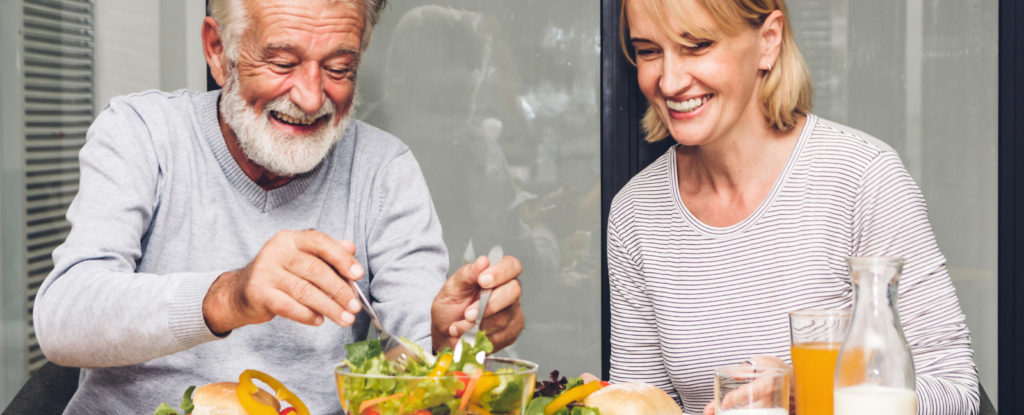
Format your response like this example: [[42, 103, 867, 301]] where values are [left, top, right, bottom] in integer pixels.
[[202, 230, 365, 334]]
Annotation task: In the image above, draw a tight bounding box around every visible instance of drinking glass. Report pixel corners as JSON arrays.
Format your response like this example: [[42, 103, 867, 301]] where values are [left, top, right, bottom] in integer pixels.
[[714, 364, 789, 415], [788, 309, 850, 415]]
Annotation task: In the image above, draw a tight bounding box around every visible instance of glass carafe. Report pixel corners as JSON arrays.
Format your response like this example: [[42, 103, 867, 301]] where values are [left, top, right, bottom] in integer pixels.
[[833, 256, 917, 415]]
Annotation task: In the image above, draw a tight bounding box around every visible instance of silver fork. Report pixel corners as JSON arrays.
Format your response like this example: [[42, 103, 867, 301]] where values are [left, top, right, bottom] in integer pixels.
[[454, 245, 502, 365], [346, 278, 422, 368]]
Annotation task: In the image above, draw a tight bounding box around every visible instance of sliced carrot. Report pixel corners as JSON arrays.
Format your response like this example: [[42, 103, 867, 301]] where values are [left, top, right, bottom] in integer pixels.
[[358, 393, 405, 414], [458, 370, 484, 411]]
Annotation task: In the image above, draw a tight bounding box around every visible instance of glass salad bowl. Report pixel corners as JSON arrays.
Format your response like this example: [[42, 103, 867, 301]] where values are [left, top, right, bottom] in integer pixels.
[[335, 356, 538, 415]]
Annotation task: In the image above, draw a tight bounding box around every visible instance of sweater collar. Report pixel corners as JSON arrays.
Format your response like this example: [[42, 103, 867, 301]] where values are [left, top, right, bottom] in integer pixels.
[[197, 90, 330, 212]]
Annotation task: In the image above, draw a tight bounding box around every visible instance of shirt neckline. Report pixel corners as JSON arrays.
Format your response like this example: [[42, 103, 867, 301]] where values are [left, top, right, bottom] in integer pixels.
[[197, 90, 330, 213], [667, 114, 817, 238]]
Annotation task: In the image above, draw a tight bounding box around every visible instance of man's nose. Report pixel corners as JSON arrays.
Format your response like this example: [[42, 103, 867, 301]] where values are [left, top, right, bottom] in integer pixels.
[[289, 62, 326, 114]]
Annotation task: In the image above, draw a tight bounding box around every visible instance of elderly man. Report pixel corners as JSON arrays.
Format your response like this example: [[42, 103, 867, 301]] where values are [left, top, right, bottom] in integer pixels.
[[31, 0, 525, 412]]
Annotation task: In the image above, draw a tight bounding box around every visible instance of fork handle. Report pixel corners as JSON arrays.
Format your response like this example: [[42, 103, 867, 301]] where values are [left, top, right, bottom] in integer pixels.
[[474, 289, 492, 329], [348, 279, 386, 334]]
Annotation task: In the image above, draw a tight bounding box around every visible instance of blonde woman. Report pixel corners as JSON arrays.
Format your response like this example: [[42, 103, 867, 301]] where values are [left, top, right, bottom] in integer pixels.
[[607, 0, 980, 413]]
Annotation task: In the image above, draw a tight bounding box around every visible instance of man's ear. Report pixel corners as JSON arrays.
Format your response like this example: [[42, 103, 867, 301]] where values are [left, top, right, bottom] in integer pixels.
[[758, 10, 784, 71], [202, 16, 229, 87]]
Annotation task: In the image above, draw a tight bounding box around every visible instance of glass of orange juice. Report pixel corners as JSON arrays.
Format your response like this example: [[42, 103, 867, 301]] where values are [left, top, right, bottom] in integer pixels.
[[788, 309, 850, 415]]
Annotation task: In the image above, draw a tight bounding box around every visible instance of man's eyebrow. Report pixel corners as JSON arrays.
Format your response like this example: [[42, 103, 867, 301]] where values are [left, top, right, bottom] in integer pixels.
[[262, 43, 360, 58]]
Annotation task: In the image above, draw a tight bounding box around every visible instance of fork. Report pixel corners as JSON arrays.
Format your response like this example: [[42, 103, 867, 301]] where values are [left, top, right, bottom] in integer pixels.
[[454, 244, 503, 365], [346, 278, 422, 368]]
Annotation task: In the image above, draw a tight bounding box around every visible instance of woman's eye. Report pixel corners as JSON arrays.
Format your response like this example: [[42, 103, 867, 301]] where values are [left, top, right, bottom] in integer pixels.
[[690, 41, 713, 51], [635, 48, 659, 58]]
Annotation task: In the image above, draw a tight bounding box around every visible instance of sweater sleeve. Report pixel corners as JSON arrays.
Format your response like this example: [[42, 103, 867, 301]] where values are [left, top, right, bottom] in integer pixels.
[[852, 151, 980, 415], [364, 148, 448, 350], [33, 98, 221, 368], [606, 207, 680, 402]]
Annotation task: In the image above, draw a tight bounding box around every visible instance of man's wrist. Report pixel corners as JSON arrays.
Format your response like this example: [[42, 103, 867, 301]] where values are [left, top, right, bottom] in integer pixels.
[[202, 271, 238, 335]]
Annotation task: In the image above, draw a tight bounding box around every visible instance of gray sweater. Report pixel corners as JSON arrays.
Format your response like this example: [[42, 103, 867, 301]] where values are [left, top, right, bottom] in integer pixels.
[[32, 89, 448, 414]]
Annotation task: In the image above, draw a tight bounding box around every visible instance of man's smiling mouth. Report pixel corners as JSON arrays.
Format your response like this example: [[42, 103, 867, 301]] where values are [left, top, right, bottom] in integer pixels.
[[271, 110, 328, 127]]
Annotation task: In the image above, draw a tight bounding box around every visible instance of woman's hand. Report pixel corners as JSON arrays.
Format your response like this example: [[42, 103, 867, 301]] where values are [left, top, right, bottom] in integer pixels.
[[703, 356, 795, 415]]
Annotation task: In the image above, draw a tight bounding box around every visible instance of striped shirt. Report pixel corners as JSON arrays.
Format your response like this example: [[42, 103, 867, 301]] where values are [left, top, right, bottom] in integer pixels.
[[607, 115, 979, 414]]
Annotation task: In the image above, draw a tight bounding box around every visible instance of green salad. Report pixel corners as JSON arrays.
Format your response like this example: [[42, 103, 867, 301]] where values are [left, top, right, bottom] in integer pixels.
[[337, 331, 531, 415]]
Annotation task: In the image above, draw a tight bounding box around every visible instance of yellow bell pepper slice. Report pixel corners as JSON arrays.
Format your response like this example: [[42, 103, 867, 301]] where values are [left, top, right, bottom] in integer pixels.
[[543, 380, 603, 415], [470, 372, 501, 403], [238, 369, 310, 415], [429, 352, 454, 377]]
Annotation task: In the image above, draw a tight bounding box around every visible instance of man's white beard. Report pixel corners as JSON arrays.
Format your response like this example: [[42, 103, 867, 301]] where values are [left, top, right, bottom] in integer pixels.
[[220, 71, 354, 176]]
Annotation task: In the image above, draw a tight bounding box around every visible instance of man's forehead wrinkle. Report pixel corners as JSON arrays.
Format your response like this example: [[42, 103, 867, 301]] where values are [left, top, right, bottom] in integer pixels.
[[250, 1, 364, 32], [255, 14, 363, 45]]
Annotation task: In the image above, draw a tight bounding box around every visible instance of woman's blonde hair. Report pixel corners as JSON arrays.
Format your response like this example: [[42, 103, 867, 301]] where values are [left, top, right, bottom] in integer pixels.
[[619, 0, 812, 142]]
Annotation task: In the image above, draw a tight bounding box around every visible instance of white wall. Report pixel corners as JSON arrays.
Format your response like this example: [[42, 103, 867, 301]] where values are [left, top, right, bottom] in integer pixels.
[[94, 0, 206, 112]]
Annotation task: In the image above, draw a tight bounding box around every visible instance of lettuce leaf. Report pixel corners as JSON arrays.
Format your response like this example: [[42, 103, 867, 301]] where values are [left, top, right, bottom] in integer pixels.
[[525, 396, 553, 415], [482, 369, 525, 413], [345, 338, 383, 368], [153, 403, 179, 415], [153, 385, 195, 415], [571, 406, 600, 415]]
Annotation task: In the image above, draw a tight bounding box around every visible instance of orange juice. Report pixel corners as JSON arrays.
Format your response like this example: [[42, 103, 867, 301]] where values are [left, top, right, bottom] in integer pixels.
[[791, 341, 841, 415]]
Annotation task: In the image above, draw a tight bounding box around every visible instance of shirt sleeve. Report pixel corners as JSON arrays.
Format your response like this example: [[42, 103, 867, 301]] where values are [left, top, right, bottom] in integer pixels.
[[853, 151, 980, 415], [364, 148, 448, 350], [32, 98, 221, 368], [606, 212, 680, 402]]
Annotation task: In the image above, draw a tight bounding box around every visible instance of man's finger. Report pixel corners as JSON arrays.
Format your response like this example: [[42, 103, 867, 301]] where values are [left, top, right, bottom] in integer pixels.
[[282, 252, 361, 314], [275, 270, 351, 327], [445, 256, 490, 297], [447, 319, 474, 337], [484, 302, 523, 351], [479, 305, 515, 334], [261, 288, 323, 326], [479, 255, 522, 289], [292, 230, 364, 282], [465, 278, 521, 320]]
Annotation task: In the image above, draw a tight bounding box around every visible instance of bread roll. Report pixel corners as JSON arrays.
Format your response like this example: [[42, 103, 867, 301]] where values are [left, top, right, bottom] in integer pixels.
[[191, 381, 280, 415], [582, 382, 682, 415]]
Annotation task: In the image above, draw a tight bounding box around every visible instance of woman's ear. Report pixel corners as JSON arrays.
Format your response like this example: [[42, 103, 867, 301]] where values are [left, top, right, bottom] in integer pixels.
[[759, 10, 785, 71], [202, 16, 229, 87]]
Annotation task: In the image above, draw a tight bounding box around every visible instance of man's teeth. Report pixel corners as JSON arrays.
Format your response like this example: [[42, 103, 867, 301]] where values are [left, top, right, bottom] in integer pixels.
[[273, 111, 320, 126], [667, 95, 711, 113]]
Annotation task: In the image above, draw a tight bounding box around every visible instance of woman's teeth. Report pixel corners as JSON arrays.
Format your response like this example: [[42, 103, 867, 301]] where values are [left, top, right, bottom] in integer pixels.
[[667, 94, 711, 113], [272, 111, 320, 126]]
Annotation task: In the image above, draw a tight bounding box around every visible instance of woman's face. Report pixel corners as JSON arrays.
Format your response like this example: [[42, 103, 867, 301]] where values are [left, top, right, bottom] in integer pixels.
[[627, 0, 774, 147]]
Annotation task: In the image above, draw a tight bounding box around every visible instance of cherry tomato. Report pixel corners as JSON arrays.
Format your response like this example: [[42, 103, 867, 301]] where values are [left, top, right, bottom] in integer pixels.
[[599, 381, 610, 387], [452, 371, 471, 398], [279, 408, 296, 415], [361, 407, 380, 415], [414, 411, 432, 415]]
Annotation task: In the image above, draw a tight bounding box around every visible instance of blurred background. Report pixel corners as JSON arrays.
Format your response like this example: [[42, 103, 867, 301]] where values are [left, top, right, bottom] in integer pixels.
[[0, 0, 1000, 411]]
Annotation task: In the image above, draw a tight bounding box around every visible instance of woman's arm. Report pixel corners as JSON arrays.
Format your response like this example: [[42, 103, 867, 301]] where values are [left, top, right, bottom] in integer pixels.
[[606, 216, 679, 401], [853, 151, 980, 415]]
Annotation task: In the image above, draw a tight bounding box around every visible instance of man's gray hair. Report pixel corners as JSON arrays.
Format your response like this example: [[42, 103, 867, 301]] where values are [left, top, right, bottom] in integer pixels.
[[208, 0, 387, 62]]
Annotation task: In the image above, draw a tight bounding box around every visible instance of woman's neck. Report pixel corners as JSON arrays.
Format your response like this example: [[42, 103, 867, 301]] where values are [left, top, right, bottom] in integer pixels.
[[675, 114, 806, 226]]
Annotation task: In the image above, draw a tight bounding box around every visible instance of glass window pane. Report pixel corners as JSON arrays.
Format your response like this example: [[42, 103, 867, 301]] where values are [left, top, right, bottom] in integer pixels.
[[790, 0, 998, 405], [356, 2, 602, 377]]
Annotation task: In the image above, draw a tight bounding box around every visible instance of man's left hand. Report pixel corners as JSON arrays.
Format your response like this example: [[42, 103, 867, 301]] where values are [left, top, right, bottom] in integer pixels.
[[431, 254, 524, 353]]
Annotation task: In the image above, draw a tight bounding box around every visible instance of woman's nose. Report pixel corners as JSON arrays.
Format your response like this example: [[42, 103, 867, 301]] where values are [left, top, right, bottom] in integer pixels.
[[659, 53, 693, 96], [289, 63, 327, 114]]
